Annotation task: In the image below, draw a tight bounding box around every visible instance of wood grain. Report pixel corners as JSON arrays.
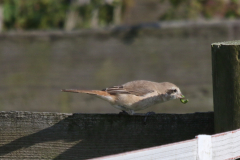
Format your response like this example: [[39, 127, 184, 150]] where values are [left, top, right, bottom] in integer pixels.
[[0, 111, 213, 159], [212, 40, 240, 133]]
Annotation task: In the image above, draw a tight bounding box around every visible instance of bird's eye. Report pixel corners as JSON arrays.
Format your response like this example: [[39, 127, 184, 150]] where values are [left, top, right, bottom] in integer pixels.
[[166, 89, 178, 95]]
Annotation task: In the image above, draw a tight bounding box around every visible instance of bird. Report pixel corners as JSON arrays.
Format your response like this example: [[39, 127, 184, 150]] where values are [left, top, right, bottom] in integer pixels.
[[61, 80, 186, 115]]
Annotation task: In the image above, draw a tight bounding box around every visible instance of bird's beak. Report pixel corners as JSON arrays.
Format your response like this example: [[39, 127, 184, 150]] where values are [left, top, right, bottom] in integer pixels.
[[178, 94, 185, 99]]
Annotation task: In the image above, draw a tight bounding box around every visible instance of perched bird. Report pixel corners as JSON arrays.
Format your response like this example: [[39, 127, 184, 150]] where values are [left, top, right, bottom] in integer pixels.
[[61, 80, 186, 115]]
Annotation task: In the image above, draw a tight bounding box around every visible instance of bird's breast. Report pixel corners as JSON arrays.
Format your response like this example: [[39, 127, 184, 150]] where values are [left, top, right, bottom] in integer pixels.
[[115, 91, 166, 111]]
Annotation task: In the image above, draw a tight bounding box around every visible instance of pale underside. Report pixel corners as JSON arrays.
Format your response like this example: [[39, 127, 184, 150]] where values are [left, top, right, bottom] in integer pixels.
[[97, 80, 177, 115], [62, 80, 180, 115]]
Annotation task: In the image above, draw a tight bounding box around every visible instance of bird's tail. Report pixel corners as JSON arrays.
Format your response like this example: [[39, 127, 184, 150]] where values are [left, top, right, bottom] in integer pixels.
[[61, 89, 115, 102], [61, 89, 110, 96]]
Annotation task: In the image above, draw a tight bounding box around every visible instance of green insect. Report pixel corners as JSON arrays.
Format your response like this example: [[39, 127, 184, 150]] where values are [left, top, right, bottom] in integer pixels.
[[180, 95, 189, 104]]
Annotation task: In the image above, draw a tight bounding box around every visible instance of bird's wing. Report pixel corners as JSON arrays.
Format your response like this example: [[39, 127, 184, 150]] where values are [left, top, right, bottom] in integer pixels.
[[102, 85, 154, 96]]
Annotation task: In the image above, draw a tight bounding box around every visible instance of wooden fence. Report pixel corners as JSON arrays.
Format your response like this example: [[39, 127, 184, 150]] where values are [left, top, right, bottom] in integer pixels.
[[1, 37, 240, 159], [0, 111, 213, 159], [94, 128, 240, 160]]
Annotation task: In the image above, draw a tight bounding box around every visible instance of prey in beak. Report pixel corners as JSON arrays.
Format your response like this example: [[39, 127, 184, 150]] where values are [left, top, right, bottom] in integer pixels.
[[167, 87, 189, 104], [179, 94, 189, 104]]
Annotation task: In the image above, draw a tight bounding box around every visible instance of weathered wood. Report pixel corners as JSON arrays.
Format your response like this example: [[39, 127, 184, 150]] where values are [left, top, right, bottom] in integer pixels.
[[0, 111, 214, 160], [0, 5, 3, 32], [113, 3, 122, 25], [212, 40, 240, 133]]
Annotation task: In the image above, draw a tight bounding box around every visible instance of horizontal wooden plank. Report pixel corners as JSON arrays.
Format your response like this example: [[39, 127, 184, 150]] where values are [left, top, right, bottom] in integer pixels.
[[212, 128, 240, 160], [94, 129, 240, 160], [94, 139, 197, 160], [0, 111, 214, 159]]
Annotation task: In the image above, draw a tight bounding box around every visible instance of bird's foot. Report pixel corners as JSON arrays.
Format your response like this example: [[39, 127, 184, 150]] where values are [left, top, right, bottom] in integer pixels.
[[144, 112, 156, 124], [118, 110, 129, 115]]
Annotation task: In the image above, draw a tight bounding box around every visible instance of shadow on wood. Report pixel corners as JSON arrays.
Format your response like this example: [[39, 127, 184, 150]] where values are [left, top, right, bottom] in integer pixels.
[[0, 111, 214, 159]]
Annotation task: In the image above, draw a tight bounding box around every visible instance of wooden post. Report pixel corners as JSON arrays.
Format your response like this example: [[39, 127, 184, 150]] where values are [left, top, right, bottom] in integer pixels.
[[64, 10, 79, 31], [113, 2, 122, 25], [0, 4, 3, 32], [212, 40, 240, 133], [90, 8, 99, 28]]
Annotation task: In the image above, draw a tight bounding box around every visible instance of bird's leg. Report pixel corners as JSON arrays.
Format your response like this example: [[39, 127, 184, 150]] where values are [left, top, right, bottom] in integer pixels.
[[118, 110, 135, 115], [144, 112, 156, 123], [118, 110, 129, 115]]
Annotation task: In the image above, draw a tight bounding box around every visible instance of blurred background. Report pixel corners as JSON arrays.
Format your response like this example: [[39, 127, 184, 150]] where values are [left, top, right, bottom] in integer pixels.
[[1, 0, 240, 114]]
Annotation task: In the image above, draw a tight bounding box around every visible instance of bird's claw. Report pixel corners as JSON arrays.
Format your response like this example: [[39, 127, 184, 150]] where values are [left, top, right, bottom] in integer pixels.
[[118, 110, 129, 115], [144, 111, 156, 123]]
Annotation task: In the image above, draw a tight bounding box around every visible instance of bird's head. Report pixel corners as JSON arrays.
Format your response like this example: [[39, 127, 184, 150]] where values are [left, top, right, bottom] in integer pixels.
[[166, 86, 184, 100]]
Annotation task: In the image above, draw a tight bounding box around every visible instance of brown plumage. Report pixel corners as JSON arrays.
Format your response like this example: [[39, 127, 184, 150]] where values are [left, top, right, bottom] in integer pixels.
[[61, 80, 184, 115]]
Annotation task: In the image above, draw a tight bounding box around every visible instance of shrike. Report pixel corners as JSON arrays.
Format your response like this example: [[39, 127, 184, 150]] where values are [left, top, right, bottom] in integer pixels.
[[62, 80, 188, 115]]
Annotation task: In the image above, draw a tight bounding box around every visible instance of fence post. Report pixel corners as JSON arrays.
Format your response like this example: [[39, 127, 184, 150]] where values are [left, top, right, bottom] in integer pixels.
[[197, 135, 212, 160], [0, 4, 3, 32], [113, 2, 122, 25], [212, 40, 240, 133]]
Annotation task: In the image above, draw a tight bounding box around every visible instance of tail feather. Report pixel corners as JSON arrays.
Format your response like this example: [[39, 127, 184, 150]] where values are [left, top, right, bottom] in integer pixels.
[[61, 89, 110, 96], [61, 89, 115, 103]]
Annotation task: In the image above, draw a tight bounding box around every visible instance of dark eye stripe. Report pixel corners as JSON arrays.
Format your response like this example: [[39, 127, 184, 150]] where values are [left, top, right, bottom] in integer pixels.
[[167, 89, 177, 94]]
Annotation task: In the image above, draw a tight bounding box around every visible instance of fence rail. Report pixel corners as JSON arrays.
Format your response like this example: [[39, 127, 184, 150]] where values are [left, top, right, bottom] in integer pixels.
[[0, 111, 214, 159], [94, 128, 240, 160]]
